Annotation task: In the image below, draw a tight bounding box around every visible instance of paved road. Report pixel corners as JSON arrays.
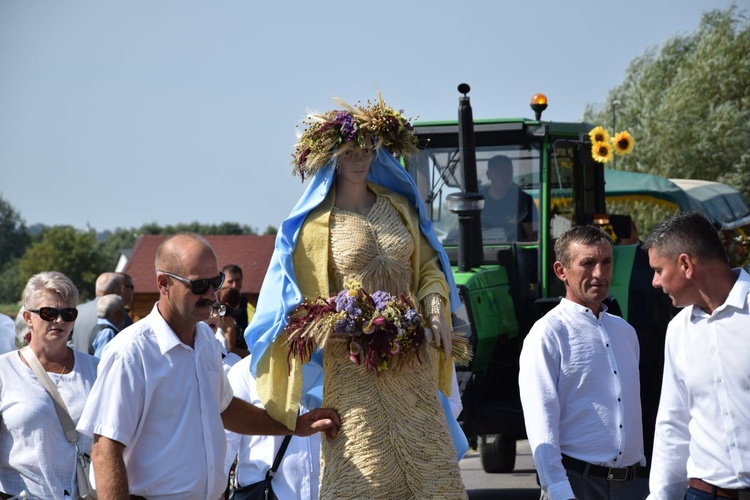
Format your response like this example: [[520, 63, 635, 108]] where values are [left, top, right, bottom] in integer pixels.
[[460, 439, 541, 499]]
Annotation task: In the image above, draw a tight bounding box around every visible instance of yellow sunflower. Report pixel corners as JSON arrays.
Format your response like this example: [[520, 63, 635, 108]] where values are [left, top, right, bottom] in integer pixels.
[[588, 126, 610, 144], [591, 141, 613, 163], [612, 131, 635, 155]]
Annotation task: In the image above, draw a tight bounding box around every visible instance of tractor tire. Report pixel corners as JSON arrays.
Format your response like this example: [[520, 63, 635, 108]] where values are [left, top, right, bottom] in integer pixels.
[[480, 434, 517, 473]]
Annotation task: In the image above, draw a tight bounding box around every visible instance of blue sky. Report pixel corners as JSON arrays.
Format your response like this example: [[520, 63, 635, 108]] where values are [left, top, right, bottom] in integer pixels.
[[0, 0, 743, 233]]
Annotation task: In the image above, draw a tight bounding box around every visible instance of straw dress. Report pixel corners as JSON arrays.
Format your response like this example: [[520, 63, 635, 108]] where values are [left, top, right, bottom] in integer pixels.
[[318, 195, 467, 500]]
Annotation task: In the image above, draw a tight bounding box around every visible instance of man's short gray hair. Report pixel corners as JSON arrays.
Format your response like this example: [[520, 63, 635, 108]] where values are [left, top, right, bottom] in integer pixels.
[[97, 294, 125, 319]]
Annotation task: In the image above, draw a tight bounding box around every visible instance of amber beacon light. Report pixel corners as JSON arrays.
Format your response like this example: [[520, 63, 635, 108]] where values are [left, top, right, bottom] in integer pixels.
[[530, 93, 548, 121]]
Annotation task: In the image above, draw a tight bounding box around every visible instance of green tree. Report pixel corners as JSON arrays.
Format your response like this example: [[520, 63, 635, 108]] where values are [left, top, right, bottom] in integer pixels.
[[0, 195, 31, 303], [98, 228, 140, 269], [19, 226, 106, 300], [584, 6, 750, 202], [135, 221, 259, 235], [0, 194, 30, 266]]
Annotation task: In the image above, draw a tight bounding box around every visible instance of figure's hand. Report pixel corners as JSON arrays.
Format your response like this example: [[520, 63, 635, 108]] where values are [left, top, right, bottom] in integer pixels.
[[430, 313, 452, 361], [294, 408, 341, 440]]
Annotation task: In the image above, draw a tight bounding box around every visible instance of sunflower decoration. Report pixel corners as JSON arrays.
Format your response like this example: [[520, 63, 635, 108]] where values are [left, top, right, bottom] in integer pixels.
[[612, 130, 635, 155], [588, 126, 635, 164], [588, 126, 610, 144], [291, 93, 420, 181], [591, 140, 614, 163]]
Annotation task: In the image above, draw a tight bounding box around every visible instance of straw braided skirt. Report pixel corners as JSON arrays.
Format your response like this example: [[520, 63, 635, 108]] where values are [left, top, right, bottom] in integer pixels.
[[318, 197, 467, 500]]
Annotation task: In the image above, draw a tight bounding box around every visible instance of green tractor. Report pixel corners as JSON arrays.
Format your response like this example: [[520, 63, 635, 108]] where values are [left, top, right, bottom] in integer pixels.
[[408, 84, 651, 473]]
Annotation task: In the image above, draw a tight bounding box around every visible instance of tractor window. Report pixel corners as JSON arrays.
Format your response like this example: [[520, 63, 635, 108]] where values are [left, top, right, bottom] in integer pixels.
[[548, 140, 577, 239], [410, 146, 540, 245]]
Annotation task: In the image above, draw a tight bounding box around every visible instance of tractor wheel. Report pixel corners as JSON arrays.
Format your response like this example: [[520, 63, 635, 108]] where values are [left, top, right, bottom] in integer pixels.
[[480, 434, 517, 473]]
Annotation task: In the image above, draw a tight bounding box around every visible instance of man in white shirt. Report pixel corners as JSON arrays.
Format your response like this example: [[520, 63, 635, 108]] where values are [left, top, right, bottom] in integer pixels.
[[225, 355, 322, 500], [519, 225, 648, 500], [643, 212, 750, 499], [77, 233, 340, 500]]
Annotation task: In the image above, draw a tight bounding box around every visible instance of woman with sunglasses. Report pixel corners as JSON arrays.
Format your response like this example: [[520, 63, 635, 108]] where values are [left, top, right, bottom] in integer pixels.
[[246, 95, 469, 499], [0, 271, 99, 499]]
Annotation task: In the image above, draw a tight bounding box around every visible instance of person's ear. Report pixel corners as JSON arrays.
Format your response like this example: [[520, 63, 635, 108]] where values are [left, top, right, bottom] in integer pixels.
[[156, 273, 170, 295], [553, 261, 567, 282], [22, 310, 32, 327], [678, 253, 694, 278]]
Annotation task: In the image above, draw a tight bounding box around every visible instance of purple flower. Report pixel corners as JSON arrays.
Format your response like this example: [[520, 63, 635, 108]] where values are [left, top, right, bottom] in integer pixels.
[[404, 308, 420, 325], [372, 291, 391, 311], [334, 317, 356, 335], [334, 290, 361, 318], [334, 112, 357, 143]]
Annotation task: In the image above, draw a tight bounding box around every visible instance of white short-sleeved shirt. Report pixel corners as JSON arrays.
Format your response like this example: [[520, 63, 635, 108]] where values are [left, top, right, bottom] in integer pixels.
[[0, 349, 99, 499], [224, 356, 320, 500], [77, 304, 234, 500]]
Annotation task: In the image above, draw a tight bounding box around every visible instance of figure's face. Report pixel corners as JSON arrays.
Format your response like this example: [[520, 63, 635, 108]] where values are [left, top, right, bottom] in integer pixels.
[[554, 241, 613, 313], [648, 248, 693, 307], [337, 146, 374, 184], [24, 292, 76, 347]]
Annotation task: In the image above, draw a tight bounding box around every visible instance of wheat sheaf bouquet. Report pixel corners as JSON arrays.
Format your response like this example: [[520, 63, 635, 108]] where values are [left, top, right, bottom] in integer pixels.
[[284, 280, 472, 372]]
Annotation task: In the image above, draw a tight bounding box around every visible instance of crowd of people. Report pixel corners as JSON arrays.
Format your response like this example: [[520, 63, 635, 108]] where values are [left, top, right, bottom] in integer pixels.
[[0, 95, 748, 500]]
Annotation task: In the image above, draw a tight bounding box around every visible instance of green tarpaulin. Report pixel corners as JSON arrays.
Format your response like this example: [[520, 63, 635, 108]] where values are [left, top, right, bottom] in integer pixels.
[[604, 169, 750, 230]]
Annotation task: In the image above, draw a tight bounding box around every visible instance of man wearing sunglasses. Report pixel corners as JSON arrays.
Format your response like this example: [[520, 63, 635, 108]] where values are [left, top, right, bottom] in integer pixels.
[[77, 233, 340, 500]]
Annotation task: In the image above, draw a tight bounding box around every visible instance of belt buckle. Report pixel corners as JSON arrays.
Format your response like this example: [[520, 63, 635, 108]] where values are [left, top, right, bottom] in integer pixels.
[[607, 467, 629, 481]]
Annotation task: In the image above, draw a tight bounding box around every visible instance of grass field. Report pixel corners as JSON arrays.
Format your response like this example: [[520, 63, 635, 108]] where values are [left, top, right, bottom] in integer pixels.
[[0, 303, 21, 319]]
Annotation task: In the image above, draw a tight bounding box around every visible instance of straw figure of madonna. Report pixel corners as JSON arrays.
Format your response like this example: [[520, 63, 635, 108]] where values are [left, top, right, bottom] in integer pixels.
[[246, 94, 471, 499]]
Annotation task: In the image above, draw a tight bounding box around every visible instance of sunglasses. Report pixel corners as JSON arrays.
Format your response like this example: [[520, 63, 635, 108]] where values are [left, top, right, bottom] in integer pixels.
[[28, 307, 79, 322], [160, 271, 225, 295]]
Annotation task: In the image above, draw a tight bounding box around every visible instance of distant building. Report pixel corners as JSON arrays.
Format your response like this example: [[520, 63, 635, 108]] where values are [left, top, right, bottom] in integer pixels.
[[122, 234, 276, 321]]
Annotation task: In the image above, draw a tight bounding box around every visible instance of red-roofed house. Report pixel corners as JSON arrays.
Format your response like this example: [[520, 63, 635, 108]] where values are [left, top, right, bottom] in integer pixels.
[[123, 234, 276, 320]]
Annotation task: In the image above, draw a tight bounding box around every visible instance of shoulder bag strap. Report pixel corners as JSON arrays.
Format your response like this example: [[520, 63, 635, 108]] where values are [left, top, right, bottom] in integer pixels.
[[263, 433, 293, 485], [19, 346, 80, 444], [270, 434, 293, 474]]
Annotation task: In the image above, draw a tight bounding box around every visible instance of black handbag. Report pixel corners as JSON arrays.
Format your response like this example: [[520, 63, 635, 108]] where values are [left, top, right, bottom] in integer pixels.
[[230, 434, 292, 500]]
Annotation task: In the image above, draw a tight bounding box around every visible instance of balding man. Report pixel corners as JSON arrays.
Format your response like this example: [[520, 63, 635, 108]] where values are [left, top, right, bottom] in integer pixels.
[[77, 233, 340, 500], [72, 272, 123, 353], [91, 294, 126, 357]]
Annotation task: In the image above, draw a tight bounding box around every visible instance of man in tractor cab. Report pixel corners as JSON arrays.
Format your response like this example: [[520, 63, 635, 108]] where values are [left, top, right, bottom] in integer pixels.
[[480, 154, 538, 242]]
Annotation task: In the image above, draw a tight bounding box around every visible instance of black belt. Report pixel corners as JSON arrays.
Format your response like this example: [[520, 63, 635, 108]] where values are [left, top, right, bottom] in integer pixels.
[[562, 454, 645, 481]]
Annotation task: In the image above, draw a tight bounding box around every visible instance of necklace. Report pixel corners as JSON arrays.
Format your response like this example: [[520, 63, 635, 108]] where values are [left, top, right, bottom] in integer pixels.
[[50, 350, 70, 387]]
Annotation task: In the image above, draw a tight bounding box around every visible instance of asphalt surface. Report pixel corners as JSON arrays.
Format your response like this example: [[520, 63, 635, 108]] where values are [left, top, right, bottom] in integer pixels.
[[460, 439, 541, 499]]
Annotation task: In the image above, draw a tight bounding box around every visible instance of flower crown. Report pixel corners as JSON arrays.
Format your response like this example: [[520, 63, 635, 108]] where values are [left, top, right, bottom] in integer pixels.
[[291, 93, 420, 180]]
